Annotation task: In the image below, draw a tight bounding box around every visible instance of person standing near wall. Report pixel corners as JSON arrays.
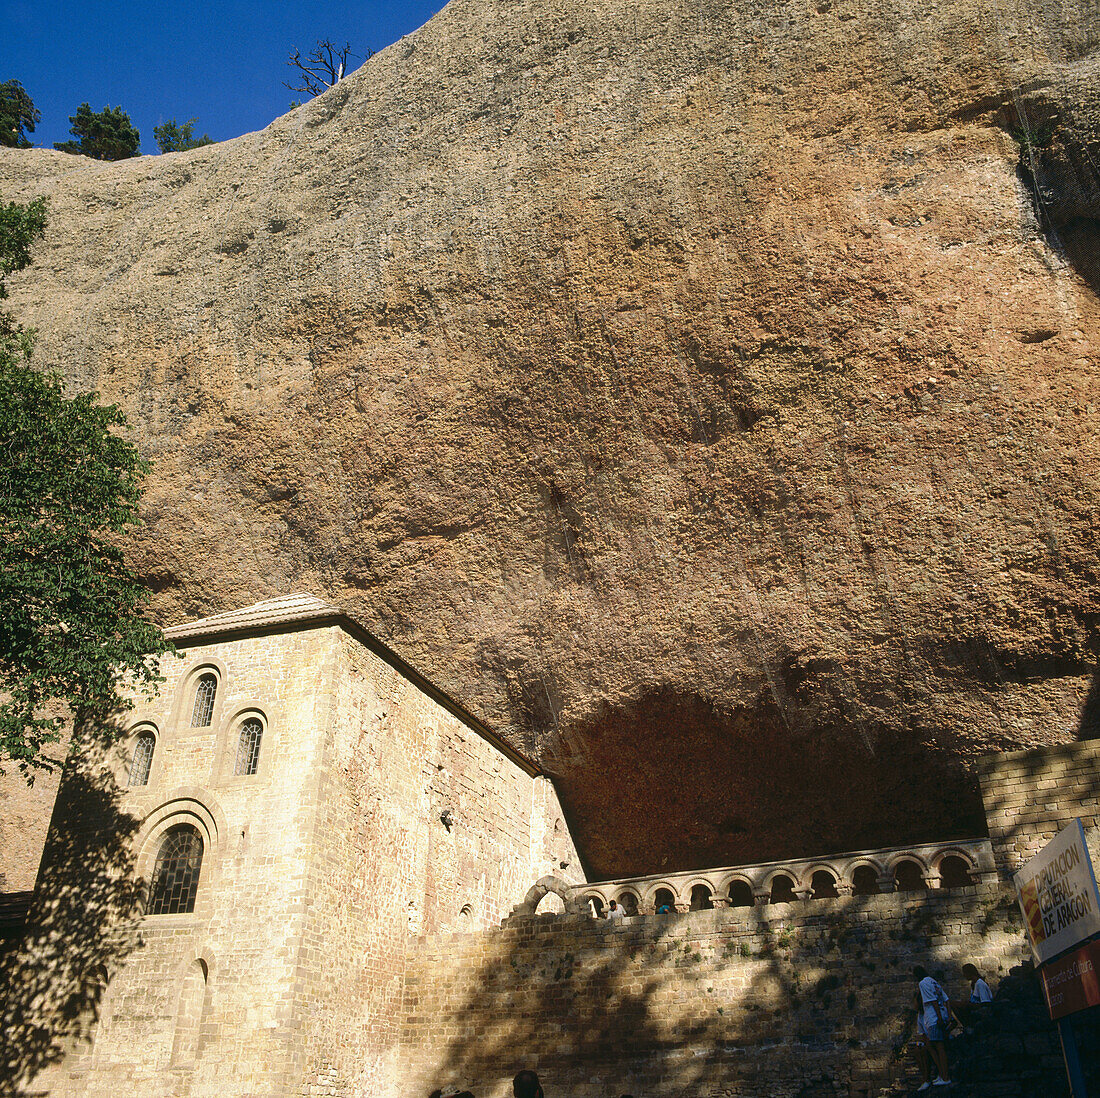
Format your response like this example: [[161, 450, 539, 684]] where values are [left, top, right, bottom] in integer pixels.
[[607, 900, 624, 922], [951, 963, 993, 1030], [913, 966, 953, 1088]]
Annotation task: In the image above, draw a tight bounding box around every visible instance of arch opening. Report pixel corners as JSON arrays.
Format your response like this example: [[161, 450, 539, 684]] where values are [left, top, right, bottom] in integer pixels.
[[938, 855, 974, 889], [894, 859, 926, 892], [535, 891, 566, 915], [769, 874, 796, 904], [128, 732, 155, 787], [618, 892, 639, 917], [171, 958, 208, 1066], [810, 869, 839, 899], [653, 887, 675, 914], [689, 883, 714, 910], [728, 880, 754, 908], [148, 825, 204, 915], [851, 865, 880, 895], [190, 674, 217, 727]]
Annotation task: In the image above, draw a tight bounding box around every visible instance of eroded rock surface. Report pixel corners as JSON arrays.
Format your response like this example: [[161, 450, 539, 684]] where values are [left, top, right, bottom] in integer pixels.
[[1, 0, 1098, 879]]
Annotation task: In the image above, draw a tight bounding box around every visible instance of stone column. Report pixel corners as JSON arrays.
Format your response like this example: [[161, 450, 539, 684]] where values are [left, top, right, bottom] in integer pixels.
[[877, 873, 896, 893]]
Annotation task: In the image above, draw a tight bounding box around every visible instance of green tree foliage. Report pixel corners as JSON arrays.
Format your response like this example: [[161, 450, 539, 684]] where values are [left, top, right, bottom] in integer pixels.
[[54, 104, 140, 161], [0, 81, 40, 148], [153, 118, 214, 154], [0, 198, 168, 775]]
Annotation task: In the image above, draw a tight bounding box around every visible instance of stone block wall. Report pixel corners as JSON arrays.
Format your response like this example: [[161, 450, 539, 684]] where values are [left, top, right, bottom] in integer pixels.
[[291, 630, 581, 1097], [978, 740, 1100, 875], [21, 628, 340, 1098], [395, 884, 1039, 1098]]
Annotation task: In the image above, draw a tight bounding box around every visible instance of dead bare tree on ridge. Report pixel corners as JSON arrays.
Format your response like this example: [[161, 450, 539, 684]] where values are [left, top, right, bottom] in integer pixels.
[[284, 40, 373, 99]]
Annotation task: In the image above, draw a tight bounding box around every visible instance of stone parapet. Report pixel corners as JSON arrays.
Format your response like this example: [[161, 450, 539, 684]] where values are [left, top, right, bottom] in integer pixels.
[[569, 837, 996, 916]]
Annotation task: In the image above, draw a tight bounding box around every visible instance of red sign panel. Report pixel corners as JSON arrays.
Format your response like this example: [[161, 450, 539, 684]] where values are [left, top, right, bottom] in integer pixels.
[[1040, 939, 1100, 1020]]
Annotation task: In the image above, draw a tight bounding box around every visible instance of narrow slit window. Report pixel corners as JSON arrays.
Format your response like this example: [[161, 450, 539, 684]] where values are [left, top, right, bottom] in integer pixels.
[[191, 674, 217, 727], [128, 732, 155, 787], [148, 825, 203, 915], [234, 719, 263, 776]]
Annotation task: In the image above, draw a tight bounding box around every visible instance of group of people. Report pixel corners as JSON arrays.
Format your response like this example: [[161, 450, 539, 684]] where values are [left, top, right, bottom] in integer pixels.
[[910, 963, 994, 1089]]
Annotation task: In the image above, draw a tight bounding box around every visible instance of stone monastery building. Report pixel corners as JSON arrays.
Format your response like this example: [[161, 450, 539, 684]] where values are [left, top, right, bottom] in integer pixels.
[[5, 596, 1100, 1098], [19, 595, 583, 1098]]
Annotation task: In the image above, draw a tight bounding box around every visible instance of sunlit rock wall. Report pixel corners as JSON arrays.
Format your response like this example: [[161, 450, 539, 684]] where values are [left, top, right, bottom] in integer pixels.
[[1, 0, 1098, 878]]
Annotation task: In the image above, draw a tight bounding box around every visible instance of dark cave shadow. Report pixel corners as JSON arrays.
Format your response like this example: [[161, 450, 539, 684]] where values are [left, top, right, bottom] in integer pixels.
[[406, 887, 1092, 1098], [546, 686, 989, 880], [0, 719, 145, 1096]]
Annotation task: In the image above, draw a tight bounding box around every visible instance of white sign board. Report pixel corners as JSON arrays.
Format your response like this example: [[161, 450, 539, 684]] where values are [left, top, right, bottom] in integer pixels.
[[1014, 819, 1100, 965]]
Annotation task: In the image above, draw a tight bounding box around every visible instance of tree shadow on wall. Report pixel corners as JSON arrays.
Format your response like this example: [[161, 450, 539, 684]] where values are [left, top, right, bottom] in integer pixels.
[[404, 888, 1068, 1098], [0, 720, 145, 1096]]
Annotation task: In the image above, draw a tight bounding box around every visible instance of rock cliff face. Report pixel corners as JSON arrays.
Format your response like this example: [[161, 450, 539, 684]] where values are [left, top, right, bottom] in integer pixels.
[[1, 0, 1098, 880]]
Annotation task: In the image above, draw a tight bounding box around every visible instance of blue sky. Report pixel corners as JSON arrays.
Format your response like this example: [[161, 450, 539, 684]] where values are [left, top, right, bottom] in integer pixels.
[[1, 1, 443, 152]]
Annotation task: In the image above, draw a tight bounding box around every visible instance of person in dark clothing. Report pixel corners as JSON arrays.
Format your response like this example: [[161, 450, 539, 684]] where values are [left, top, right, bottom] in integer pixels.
[[514, 1069, 545, 1098]]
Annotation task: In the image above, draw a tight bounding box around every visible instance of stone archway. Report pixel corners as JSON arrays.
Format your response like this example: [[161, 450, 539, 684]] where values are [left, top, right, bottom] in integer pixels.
[[514, 875, 577, 916]]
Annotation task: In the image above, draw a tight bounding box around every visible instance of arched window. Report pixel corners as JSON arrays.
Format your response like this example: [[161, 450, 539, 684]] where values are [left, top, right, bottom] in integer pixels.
[[234, 719, 263, 776], [851, 865, 880, 896], [690, 884, 714, 910], [810, 870, 839, 899], [894, 860, 926, 892], [191, 674, 217, 727], [148, 825, 204, 915], [618, 892, 639, 916], [587, 895, 605, 917], [938, 855, 974, 889], [128, 732, 155, 787], [770, 874, 796, 904], [653, 887, 676, 914], [728, 880, 755, 908]]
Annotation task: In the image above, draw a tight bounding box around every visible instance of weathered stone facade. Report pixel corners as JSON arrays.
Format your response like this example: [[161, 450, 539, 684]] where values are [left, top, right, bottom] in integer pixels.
[[11, 596, 580, 1097]]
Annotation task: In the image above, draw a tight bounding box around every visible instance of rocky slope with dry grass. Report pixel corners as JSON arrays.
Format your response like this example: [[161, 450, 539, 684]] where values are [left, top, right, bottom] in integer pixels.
[[2, 0, 1098, 879]]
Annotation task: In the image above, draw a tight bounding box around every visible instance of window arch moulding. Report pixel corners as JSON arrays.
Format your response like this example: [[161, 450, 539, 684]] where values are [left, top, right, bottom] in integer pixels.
[[213, 704, 278, 786], [135, 792, 224, 922], [126, 726, 158, 788], [166, 659, 229, 737]]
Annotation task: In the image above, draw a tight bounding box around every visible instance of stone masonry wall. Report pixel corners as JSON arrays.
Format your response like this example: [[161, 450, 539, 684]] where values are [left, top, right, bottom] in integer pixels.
[[396, 884, 1041, 1098], [292, 630, 582, 1098], [978, 740, 1100, 875], [21, 628, 341, 1098]]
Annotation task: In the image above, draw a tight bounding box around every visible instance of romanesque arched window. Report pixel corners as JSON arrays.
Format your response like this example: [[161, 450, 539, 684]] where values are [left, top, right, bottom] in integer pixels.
[[769, 874, 796, 904], [128, 731, 155, 787], [148, 825, 204, 915], [690, 884, 714, 910], [938, 855, 974, 889], [893, 859, 926, 892], [810, 869, 839, 899], [234, 718, 263, 776], [728, 880, 754, 908], [851, 865, 879, 895], [191, 674, 217, 727]]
